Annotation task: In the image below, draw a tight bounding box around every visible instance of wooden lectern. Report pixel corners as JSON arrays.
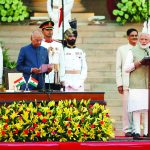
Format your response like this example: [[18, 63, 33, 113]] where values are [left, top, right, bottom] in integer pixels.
[[141, 56, 150, 136]]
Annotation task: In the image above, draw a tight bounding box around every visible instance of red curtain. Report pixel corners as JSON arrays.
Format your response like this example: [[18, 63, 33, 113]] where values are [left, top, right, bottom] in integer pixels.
[[106, 0, 118, 20]]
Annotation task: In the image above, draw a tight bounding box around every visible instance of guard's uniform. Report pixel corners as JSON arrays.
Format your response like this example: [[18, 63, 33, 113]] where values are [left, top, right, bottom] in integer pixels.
[[39, 19, 65, 90], [41, 40, 65, 86], [62, 47, 87, 92], [47, 0, 74, 40]]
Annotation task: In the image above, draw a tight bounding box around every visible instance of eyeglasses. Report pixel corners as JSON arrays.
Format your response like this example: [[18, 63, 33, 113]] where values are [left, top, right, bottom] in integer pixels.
[[129, 34, 138, 37], [33, 38, 42, 43]]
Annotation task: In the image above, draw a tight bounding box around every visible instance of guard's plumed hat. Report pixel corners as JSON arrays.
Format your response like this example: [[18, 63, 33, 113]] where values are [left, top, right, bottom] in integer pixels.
[[64, 28, 78, 40], [39, 19, 54, 30]]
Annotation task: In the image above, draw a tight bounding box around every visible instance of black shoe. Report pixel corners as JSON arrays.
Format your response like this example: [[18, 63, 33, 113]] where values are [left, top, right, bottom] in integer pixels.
[[133, 133, 142, 140], [125, 132, 132, 137], [143, 134, 148, 137], [132, 132, 135, 137]]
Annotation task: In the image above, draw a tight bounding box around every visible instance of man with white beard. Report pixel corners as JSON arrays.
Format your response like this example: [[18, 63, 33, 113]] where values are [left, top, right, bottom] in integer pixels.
[[124, 33, 150, 140], [47, 0, 74, 40]]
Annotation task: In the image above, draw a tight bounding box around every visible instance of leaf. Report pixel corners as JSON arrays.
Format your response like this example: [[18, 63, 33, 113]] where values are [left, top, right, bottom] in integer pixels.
[[7, 16, 13, 22], [0, 0, 5, 4], [13, 16, 19, 22], [118, 11, 124, 16], [113, 9, 119, 16], [4, 3, 10, 9], [124, 14, 129, 19], [1, 9, 7, 17], [1, 16, 7, 22]]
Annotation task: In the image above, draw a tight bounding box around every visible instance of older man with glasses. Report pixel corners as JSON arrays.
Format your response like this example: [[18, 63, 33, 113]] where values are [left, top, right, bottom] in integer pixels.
[[16, 30, 52, 91], [116, 28, 138, 137]]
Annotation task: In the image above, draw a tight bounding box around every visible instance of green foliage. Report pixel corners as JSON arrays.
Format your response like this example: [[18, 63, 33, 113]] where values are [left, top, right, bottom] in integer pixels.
[[0, 0, 30, 22], [0, 41, 17, 69], [3, 48, 16, 69], [113, 0, 150, 25]]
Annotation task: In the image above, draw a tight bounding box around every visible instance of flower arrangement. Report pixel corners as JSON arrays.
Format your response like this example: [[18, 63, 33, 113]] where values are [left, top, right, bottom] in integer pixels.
[[0, 99, 115, 142]]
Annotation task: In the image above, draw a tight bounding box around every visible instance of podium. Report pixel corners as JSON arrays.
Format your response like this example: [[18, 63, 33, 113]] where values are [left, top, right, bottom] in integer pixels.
[[141, 56, 150, 136]]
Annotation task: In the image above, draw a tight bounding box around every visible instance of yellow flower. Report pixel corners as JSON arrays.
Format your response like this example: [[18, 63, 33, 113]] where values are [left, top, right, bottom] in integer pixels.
[[5, 108, 11, 114], [38, 123, 46, 129], [14, 123, 23, 130], [48, 101, 55, 107], [10, 112, 18, 120], [59, 137, 67, 142], [93, 108, 98, 114], [0, 100, 115, 142], [21, 111, 29, 121], [2, 114, 9, 120], [30, 134, 36, 140], [74, 129, 80, 136], [40, 129, 47, 137], [57, 126, 65, 133]]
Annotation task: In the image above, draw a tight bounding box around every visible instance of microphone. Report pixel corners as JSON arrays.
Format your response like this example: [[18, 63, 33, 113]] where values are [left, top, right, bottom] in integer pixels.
[[47, 64, 52, 92], [39, 64, 46, 93]]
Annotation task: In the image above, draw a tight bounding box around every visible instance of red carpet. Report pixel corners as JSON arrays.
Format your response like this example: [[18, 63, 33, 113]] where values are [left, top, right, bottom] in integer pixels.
[[0, 140, 150, 150]]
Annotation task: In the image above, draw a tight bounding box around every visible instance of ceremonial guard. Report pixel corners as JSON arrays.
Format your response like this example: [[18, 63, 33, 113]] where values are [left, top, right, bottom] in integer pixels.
[[39, 20, 65, 90], [47, 0, 74, 40], [62, 28, 87, 92]]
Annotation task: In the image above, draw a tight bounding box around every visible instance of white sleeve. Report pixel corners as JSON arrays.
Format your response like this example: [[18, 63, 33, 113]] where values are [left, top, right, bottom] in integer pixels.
[[0, 46, 3, 84], [124, 50, 135, 73], [116, 47, 123, 87], [47, 0, 59, 22], [59, 46, 65, 82], [47, 0, 74, 23], [64, 0, 74, 18], [80, 51, 87, 81]]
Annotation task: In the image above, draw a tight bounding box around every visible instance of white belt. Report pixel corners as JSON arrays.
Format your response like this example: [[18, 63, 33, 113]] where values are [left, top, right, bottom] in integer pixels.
[[65, 70, 80, 74]]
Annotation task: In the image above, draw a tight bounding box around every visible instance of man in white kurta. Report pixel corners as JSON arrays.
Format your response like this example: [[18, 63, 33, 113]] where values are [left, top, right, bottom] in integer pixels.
[[39, 20, 65, 90], [47, 0, 74, 40], [116, 28, 138, 136], [0, 44, 3, 86], [124, 33, 150, 139], [62, 28, 87, 92]]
